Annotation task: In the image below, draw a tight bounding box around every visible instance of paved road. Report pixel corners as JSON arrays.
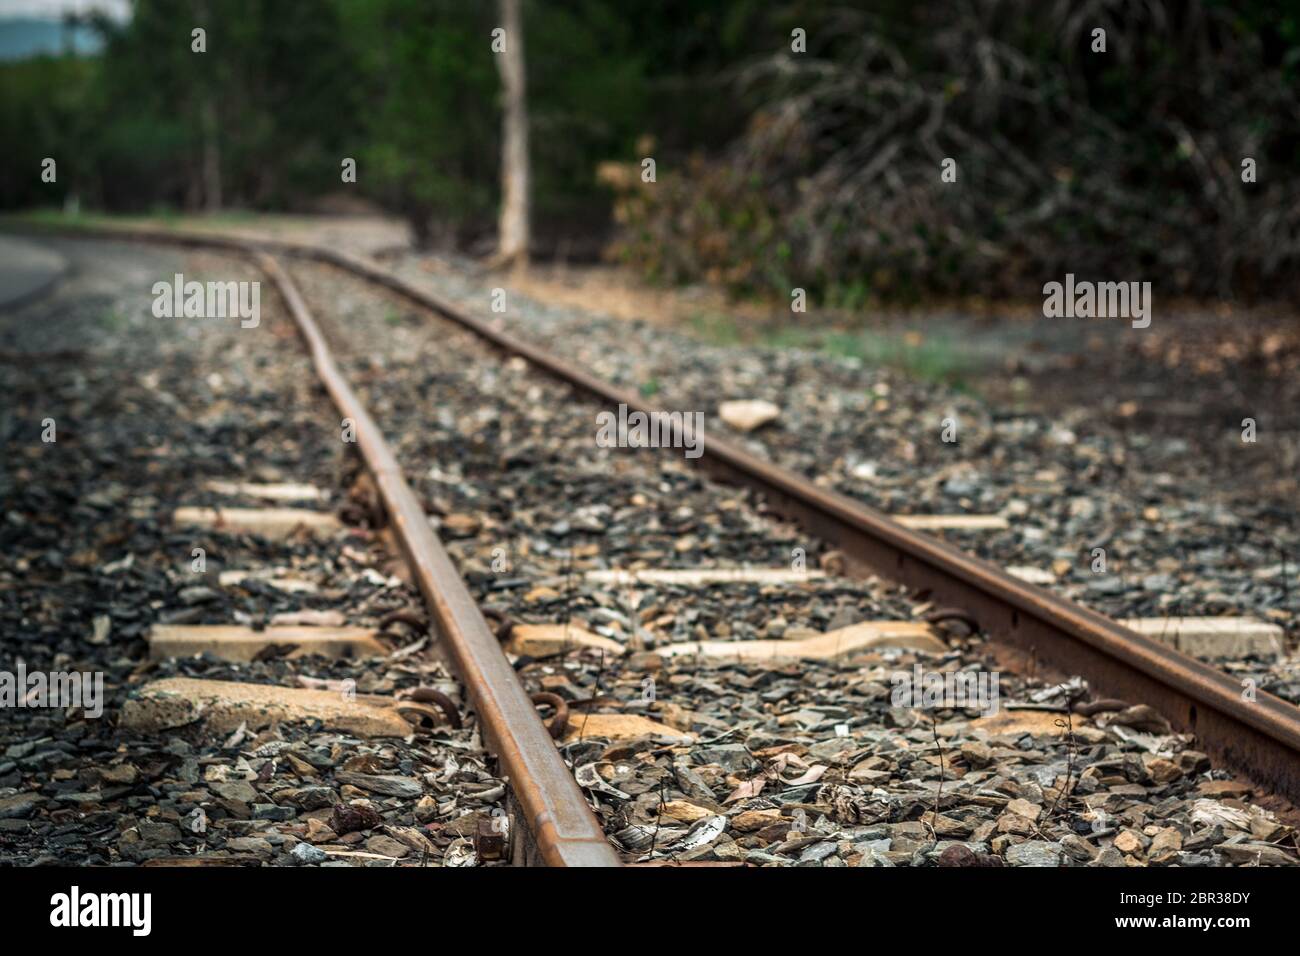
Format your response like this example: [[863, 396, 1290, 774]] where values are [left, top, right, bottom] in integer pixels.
[[0, 234, 68, 309]]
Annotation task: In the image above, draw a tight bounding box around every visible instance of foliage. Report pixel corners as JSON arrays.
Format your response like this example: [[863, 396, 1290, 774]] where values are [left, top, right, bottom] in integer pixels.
[[609, 0, 1300, 302], [2, 0, 1296, 299], [0, 54, 98, 207]]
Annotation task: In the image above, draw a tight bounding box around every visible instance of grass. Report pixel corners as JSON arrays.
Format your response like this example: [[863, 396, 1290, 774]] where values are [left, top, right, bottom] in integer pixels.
[[817, 330, 975, 389], [98, 307, 128, 331], [688, 311, 746, 347], [10, 206, 260, 231], [688, 309, 977, 389], [12, 207, 99, 227]]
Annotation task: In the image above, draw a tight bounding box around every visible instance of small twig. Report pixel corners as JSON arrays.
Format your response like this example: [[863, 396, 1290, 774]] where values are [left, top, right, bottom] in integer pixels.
[[649, 776, 669, 859], [1047, 705, 1079, 821], [574, 648, 604, 746], [927, 716, 944, 841], [1280, 545, 1290, 605], [561, 549, 574, 647]]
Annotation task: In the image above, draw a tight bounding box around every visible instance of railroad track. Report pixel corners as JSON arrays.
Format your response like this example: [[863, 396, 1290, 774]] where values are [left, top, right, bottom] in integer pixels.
[[5, 221, 1300, 868]]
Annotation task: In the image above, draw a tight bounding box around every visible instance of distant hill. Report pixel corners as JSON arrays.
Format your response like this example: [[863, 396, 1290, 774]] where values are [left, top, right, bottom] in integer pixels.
[[0, 17, 102, 61]]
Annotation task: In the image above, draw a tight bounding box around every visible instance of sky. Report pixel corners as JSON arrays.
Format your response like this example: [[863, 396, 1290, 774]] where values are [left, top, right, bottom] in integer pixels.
[[0, 0, 130, 19], [0, 0, 128, 59]]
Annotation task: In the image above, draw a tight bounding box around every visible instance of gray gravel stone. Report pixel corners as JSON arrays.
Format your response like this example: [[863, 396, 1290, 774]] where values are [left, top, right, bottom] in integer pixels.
[[1005, 841, 1064, 867], [0, 792, 43, 819], [291, 842, 329, 865]]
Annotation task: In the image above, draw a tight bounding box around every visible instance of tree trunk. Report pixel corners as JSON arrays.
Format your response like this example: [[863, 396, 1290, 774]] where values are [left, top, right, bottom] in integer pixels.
[[407, 200, 433, 248], [494, 0, 529, 268], [200, 96, 222, 212]]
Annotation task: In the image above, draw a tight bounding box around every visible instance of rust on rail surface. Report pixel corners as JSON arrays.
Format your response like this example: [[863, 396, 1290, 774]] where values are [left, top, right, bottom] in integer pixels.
[[12, 220, 1300, 803], [292, 245, 1300, 803], [254, 253, 619, 867], [5, 222, 618, 867]]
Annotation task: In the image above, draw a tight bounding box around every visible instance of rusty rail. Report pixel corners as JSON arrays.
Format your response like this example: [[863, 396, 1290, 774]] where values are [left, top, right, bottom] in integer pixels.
[[6, 221, 617, 867], [254, 253, 619, 867], [291, 245, 1300, 802], [11, 218, 1300, 803]]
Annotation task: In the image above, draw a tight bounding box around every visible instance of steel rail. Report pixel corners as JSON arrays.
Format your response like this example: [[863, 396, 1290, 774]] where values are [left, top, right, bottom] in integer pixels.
[[3, 222, 618, 866], [291, 247, 1300, 803], [11, 220, 1300, 802], [253, 253, 619, 867]]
